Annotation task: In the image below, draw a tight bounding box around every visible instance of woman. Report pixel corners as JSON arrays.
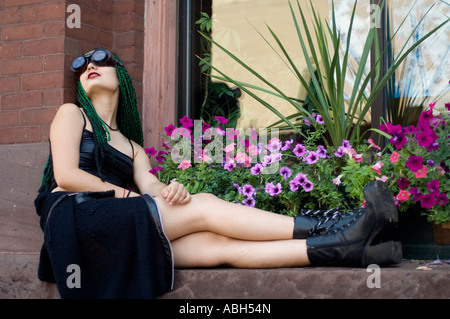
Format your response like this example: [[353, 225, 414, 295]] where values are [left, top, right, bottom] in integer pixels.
[[35, 49, 402, 299]]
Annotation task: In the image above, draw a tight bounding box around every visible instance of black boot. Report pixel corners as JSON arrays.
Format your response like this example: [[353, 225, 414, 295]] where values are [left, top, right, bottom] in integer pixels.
[[305, 181, 402, 267], [293, 180, 399, 241]]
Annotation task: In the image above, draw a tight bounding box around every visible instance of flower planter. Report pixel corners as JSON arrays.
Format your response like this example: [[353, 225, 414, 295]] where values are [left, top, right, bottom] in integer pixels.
[[395, 208, 450, 260], [433, 222, 450, 245]]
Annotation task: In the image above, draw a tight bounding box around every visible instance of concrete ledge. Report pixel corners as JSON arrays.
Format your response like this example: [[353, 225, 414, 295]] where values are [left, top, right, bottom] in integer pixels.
[[1, 254, 449, 299]]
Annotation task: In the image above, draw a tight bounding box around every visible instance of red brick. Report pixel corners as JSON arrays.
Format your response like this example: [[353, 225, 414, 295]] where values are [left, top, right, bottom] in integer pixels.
[[0, 43, 22, 59], [0, 111, 19, 127], [44, 20, 65, 38], [22, 3, 66, 22], [1, 57, 43, 75], [0, 76, 21, 93], [43, 54, 64, 72], [2, 91, 42, 110], [43, 89, 64, 106], [23, 38, 64, 57], [22, 72, 64, 91], [3, 0, 44, 7], [20, 107, 57, 126], [0, 127, 42, 144], [2, 23, 44, 41], [0, 7, 21, 24]]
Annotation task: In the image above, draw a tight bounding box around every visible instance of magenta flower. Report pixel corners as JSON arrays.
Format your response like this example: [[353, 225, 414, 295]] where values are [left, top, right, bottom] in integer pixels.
[[405, 155, 423, 172], [214, 116, 228, 124], [280, 166, 292, 181], [420, 193, 437, 210], [427, 179, 440, 194], [149, 166, 163, 174], [265, 182, 282, 196], [156, 151, 168, 163], [201, 122, 211, 132], [289, 179, 300, 192], [145, 147, 157, 156], [180, 115, 193, 128], [410, 187, 422, 202], [164, 123, 176, 137], [379, 122, 407, 149], [396, 177, 410, 190]]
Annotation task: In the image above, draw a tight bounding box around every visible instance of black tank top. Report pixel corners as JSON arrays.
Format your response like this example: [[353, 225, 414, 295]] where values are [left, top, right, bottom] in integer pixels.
[[47, 109, 135, 191], [78, 108, 134, 188]]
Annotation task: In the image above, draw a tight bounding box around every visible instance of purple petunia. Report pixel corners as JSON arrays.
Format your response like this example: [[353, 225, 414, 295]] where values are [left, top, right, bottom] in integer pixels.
[[240, 184, 256, 197], [265, 182, 282, 196], [304, 151, 319, 164], [242, 196, 256, 207], [250, 163, 263, 175], [302, 180, 314, 192], [223, 161, 236, 171], [280, 166, 292, 181], [293, 143, 306, 157]]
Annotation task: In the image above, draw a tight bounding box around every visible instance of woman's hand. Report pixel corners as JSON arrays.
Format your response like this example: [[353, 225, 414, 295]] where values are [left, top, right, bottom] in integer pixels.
[[161, 180, 191, 205]]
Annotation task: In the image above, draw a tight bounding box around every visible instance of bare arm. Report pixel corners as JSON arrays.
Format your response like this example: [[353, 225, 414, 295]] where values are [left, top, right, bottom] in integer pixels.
[[132, 142, 191, 205], [50, 103, 127, 198]]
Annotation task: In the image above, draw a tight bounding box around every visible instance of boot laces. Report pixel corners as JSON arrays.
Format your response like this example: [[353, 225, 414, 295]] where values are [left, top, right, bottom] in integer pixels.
[[300, 208, 363, 237]]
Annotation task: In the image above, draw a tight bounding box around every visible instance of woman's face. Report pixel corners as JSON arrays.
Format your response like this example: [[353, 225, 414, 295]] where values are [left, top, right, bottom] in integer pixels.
[[79, 63, 120, 98]]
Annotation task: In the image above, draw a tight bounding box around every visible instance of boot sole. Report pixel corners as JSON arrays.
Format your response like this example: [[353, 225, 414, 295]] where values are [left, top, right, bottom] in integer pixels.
[[362, 241, 403, 267]]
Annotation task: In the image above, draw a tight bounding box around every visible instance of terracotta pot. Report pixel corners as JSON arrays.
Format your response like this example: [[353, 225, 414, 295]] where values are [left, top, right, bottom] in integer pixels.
[[434, 222, 450, 245]]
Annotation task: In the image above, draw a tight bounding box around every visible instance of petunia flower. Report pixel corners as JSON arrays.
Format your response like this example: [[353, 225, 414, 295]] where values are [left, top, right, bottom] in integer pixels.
[[420, 193, 437, 209], [280, 167, 292, 181], [145, 147, 157, 156], [396, 177, 410, 190], [265, 182, 282, 196], [179, 115, 193, 128], [164, 123, 177, 137], [405, 155, 423, 172], [390, 151, 400, 163], [250, 163, 263, 175], [414, 166, 428, 179], [396, 189, 410, 202], [178, 160, 191, 170], [293, 143, 306, 157], [371, 161, 384, 175], [214, 116, 228, 124], [302, 180, 314, 192], [241, 184, 256, 197], [304, 151, 319, 164], [242, 196, 256, 207]]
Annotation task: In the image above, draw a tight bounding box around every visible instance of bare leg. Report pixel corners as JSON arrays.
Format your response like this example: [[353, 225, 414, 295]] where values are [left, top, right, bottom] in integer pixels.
[[153, 193, 295, 242], [171, 231, 310, 268]]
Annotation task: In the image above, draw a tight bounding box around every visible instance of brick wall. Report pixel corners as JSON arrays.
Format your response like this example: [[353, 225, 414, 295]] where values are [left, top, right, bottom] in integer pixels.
[[0, 0, 145, 145]]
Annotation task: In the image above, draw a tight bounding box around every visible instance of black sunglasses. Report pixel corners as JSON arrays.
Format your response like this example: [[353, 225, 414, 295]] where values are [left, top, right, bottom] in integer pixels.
[[70, 49, 123, 76]]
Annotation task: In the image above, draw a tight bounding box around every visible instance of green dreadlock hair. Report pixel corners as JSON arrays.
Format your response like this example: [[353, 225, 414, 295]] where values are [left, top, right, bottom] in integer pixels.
[[39, 51, 143, 192]]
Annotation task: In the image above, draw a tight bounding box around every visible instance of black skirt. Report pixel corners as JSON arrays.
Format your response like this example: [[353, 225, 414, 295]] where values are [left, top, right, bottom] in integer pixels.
[[35, 191, 174, 299]]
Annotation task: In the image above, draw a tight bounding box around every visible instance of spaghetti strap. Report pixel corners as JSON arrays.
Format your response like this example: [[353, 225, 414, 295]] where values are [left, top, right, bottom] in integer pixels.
[[78, 107, 87, 129], [128, 139, 134, 162]]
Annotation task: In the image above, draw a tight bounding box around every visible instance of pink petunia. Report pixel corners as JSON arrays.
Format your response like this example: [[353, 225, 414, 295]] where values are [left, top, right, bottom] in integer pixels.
[[371, 161, 384, 175], [390, 151, 400, 163], [178, 160, 192, 170], [396, 189, 410, 202], [414, 166, 428, 179]]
